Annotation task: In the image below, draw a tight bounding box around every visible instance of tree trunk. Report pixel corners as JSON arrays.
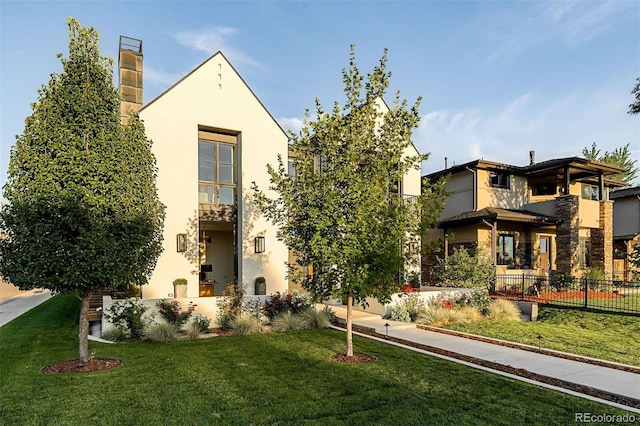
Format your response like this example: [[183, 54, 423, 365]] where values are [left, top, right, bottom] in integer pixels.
[[346, 293, 353, 357], [78, 290, 92, 365]]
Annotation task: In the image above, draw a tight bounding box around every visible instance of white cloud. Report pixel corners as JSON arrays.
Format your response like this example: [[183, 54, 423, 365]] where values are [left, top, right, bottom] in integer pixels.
[[481, 1, 632, 62], [144, 65, 183, 87], [548, 0, 629, 45], [417, 81, 640, 184], [278, 117, 304, 134], [173, 27, 260, 67]]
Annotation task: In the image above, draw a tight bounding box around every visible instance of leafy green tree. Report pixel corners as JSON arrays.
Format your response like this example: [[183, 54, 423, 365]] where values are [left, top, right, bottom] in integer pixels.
[[432, 247, 494, 288], [582, 142, 638, 184], [0, 18, 165, 364], [253, 46, 443, 357], [629, 78, 640, 115]]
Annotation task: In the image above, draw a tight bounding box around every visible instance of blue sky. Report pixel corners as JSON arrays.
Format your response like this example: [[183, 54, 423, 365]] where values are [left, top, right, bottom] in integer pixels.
[[1, 0, 639, 200]]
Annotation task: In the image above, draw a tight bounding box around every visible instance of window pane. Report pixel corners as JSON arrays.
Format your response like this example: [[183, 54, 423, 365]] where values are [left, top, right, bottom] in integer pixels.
[[199, 162, 215, 182], [198, 141, 215, 163], [198, 184, 215, 204], [219, 187, 235, 205], [540, 238, 548, 253], [219, 164, 234, 183], [219, 144, 234, 164]]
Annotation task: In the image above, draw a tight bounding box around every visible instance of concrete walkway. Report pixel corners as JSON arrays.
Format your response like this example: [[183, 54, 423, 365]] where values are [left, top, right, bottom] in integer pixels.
[[0, 288, 52, 328], [329, 304, 640, 413]]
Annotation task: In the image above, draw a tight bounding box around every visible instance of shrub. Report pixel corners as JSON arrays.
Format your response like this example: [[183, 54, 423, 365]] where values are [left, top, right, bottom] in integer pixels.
[[384, 292, 427, 322], [101, 326, 128, 342], [186, 322, 201, 340], [271, 311, 306, 332], [385, 304, 412, 322], [486, 299, 522, 321], [458, 305, 483, 322], [102, 297, 150, 340], [192, 314, 211, 332], [216, 283, 244, 329], [230, 313, 263, 335], [300, 308, 331, 329], [321, 305, 337, 324], [550, 272, 576, 291], [156, 299, 196, 327], [262, 291, 312, 321], [416, 305, 465, 326], [432, 247, 494, 288], [144, 322, 179, 342]]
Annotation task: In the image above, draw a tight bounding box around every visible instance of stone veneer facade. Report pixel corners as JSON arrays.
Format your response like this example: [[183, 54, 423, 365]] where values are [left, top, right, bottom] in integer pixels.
[[590, 200, 613, 278], [555, 195, 580, 276]]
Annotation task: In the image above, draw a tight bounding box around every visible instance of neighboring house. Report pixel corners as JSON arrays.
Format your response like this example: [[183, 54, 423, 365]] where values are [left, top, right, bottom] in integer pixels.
[[422, 152, 626, 283], [610, 186, 640, 281], [119, 38, 422, 302]]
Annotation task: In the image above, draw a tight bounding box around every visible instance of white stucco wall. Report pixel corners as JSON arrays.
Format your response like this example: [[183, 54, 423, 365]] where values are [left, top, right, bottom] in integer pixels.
[[139, 52, 289, 299]]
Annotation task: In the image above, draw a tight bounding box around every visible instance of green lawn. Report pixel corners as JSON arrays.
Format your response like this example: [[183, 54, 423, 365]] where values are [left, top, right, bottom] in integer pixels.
[[444, 306, 640, 366], [0, 295, 635, 425]]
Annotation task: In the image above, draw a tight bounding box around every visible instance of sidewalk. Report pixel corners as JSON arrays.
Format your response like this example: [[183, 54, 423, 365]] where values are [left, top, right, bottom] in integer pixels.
[[329, 304, 640, 413], [0, 289, 52, 328]]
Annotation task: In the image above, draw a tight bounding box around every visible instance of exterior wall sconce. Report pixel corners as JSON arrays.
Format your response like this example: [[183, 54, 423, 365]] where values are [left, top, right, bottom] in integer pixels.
[[255, 236, 265, 253], [176, 234, 187, 252]]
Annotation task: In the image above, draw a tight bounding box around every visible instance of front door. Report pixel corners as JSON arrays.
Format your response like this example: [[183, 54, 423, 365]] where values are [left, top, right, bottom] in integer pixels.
[[539, 236, 551, 270]]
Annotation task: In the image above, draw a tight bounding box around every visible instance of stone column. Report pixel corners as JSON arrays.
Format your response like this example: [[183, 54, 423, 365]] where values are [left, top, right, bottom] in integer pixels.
[[555, 195, 580, 276], [590, 200, 613, 278]]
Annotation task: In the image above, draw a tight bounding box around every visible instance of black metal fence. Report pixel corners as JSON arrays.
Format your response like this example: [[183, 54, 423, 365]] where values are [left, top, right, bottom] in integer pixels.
[[491, 274, 640, 315]]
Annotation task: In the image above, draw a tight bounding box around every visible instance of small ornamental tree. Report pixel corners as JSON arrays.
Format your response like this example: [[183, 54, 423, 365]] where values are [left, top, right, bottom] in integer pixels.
[[253, 46, 443, 357], [0, 18, 165, 364]]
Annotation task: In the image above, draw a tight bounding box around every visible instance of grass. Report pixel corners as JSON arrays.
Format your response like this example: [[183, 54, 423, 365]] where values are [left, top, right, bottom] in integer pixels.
[[0, 295, 635, 425], [444, 306, 640, 366]]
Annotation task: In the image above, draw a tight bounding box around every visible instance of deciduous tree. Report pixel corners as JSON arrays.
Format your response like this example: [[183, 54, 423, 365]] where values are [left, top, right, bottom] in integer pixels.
[[0, 18, 165, 364], [253, 46, 444, 357], [582, 142, 638, 185]]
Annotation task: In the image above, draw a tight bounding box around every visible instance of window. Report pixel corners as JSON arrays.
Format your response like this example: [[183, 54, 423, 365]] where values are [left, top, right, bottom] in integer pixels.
[[497, 234, 515, 266], [532, 182, 556, 196], [287, 158, 297, 180], [490, 171, 510, 189], [198, 139, 236, 205], [581, 184, 599, 201]]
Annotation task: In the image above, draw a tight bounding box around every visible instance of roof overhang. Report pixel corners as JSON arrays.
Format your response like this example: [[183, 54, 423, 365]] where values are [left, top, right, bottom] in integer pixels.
[[439, 207, 557, 229]]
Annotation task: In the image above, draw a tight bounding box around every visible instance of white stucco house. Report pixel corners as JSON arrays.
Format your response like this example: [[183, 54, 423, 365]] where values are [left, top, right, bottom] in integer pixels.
[[139, 51, 290, 301], [101, 39, 424, 326]]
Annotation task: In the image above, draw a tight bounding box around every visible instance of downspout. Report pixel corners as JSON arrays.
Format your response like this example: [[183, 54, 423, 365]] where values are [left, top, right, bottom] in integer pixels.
[[465, 167, 477, 212]]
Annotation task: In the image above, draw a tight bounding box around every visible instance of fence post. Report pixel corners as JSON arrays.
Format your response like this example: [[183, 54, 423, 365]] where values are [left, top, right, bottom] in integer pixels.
[[583, 277, 588, 308], [522, 274, 525, 301]]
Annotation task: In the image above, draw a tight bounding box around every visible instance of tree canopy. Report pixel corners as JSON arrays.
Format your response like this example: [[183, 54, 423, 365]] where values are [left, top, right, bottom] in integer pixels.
[[582, 142, 638, 185], [0, 18, 165, 363], [253, 46, 446, 357], [629, 78, 640, 115]]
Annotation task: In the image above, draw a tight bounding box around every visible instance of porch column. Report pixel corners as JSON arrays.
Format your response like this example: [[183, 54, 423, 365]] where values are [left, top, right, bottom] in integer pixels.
[[590, 200, 613, 279], [555, 195, 580, 276]]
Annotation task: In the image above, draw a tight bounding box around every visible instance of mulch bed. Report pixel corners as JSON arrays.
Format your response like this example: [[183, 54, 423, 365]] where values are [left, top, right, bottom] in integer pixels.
[[331, 352, 377, 363], [335, 323, 640, 410], [496, 290, 624, 303], [41, 358, 124, 374]]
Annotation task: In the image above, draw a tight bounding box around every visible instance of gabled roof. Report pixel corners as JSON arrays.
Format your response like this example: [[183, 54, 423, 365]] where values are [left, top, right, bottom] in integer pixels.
[[438, 207, 557, 228], [139, 51, 287, 138]]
